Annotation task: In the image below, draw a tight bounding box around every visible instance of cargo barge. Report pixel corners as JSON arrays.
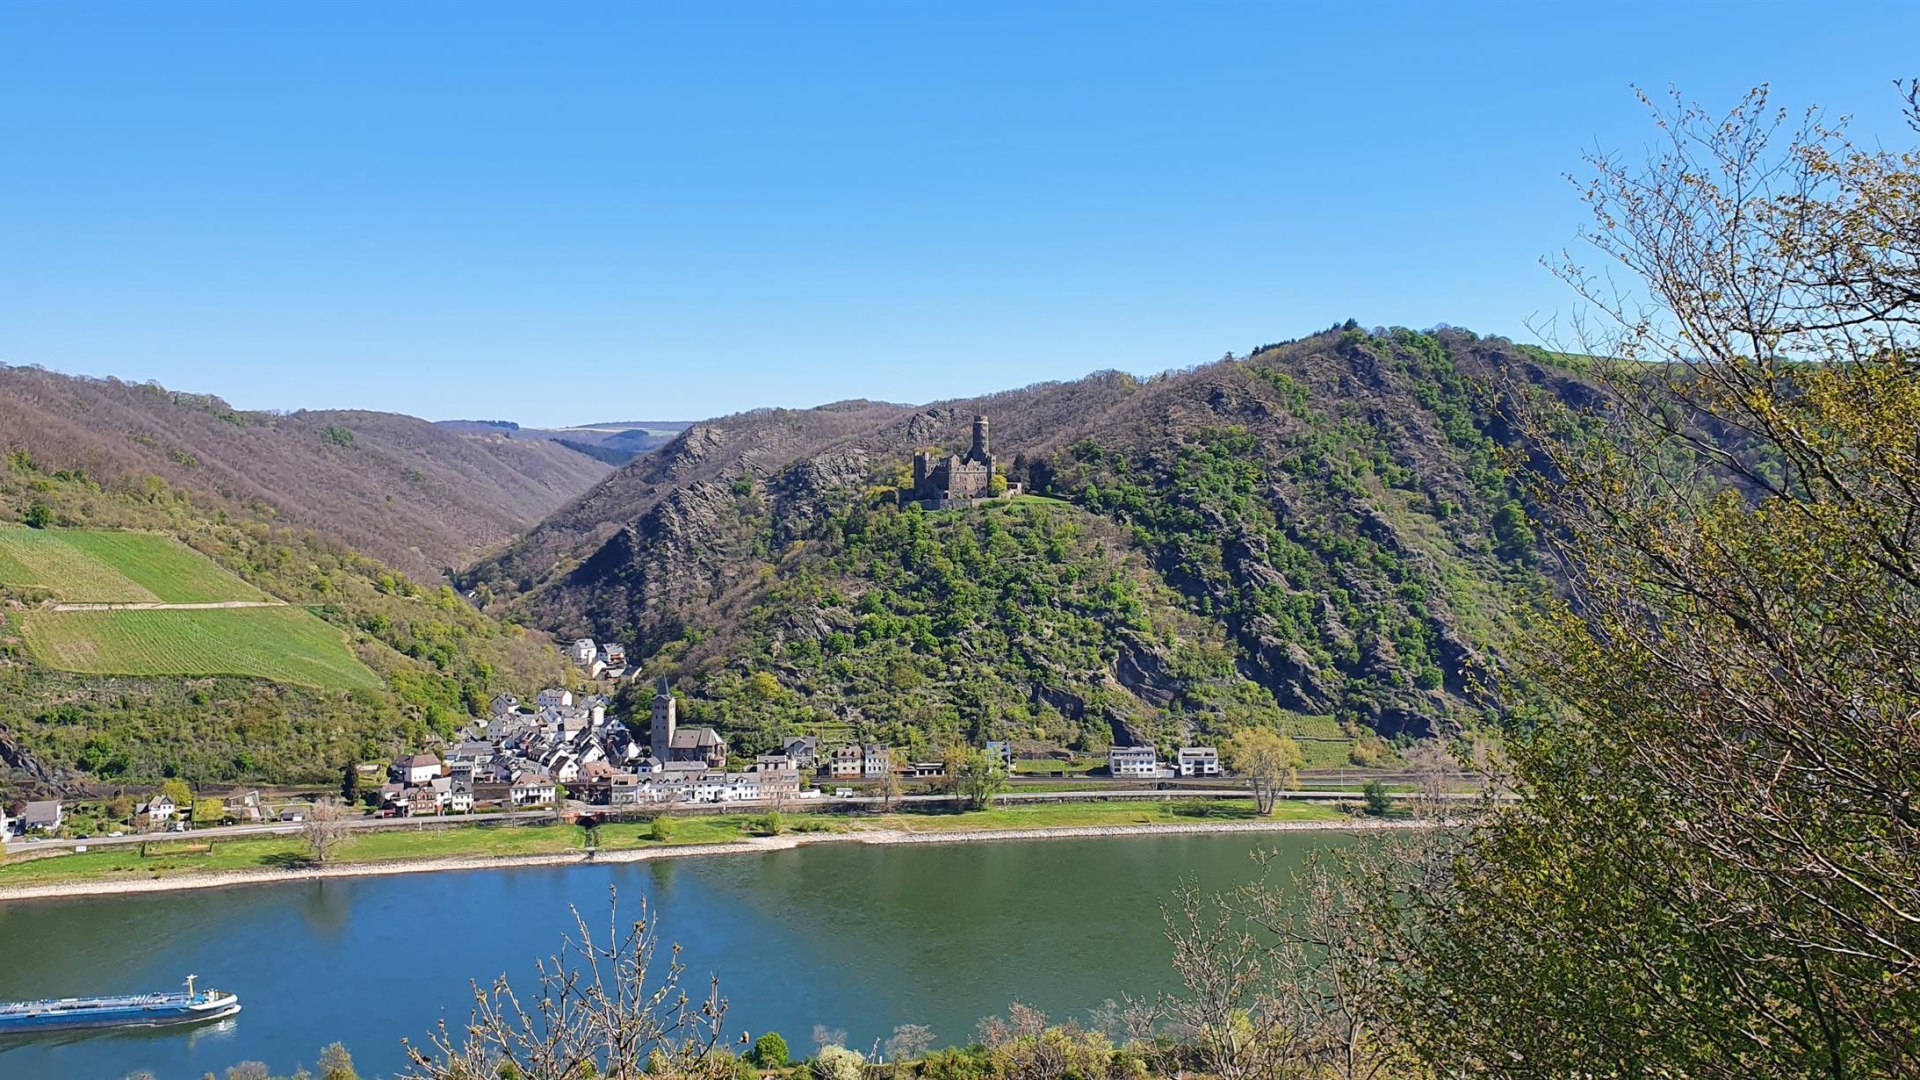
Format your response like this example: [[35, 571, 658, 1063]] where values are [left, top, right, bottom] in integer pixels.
[[0, 976, 240, 1034]]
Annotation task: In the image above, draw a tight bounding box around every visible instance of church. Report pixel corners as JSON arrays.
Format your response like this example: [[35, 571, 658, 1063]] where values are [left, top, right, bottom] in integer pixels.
[[648, 680, 726, 768]]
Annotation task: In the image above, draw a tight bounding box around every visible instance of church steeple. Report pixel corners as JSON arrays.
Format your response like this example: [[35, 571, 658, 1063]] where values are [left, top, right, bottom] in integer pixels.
[[649, 678, 675, 762]]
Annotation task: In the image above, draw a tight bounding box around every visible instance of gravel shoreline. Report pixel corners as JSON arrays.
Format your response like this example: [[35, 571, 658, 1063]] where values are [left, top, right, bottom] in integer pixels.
[[0, 817, 1429, 904]]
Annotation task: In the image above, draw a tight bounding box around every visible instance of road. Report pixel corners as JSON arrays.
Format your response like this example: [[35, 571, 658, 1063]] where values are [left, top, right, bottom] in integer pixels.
[[9, 783, 1502, 854]]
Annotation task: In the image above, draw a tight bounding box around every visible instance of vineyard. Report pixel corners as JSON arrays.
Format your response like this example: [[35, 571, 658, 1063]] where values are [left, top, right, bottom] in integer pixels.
[[18, 606, 382, 690], [0, 527, 265, 603]]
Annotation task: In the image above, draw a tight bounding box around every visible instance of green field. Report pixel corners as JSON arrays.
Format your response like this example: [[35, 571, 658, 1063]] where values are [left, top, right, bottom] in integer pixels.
[[20, 607, 382, 690], [0, 527, 265, 603]]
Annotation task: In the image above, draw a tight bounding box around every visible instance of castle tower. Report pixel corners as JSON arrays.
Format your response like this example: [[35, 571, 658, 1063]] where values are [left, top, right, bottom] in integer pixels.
[[650, 678, 676, 762], [968, 415, 990, 463]]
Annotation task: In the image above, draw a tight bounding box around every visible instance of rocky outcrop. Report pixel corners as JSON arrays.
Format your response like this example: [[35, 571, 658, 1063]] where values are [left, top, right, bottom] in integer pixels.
[[477, 326, 1585, 748]]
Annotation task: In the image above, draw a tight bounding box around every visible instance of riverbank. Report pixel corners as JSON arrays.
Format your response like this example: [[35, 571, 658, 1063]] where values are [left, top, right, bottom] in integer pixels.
[[0, 810, 1425, 903]]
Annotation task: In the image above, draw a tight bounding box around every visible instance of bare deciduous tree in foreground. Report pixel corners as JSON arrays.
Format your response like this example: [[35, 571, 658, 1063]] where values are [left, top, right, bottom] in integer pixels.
[[401, 889, 732, 1080]]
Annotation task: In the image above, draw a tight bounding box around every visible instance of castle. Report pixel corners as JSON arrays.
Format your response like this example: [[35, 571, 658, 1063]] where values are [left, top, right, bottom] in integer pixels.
[[910, 414, 1019, 508]]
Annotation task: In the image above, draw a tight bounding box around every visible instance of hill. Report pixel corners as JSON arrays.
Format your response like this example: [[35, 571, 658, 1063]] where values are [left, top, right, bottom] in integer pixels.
[[0, 366, 614, 577], [0, 461, 576, 794], [433, 419, 694, 466], [463, 325, 1590, 762]]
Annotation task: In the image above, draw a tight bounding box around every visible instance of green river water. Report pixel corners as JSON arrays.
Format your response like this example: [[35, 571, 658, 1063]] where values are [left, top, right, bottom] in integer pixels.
[[0, 830, 1347, 1079]]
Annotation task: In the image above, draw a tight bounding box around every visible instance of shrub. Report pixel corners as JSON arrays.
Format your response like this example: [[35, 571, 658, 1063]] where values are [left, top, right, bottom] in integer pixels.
[[918, 1047, 994, 1080], [749, 1031, 790, 1069], [1362, 778, 1392, 817], [649, 814, 676, 842], [812, 1045, 866, 1080]]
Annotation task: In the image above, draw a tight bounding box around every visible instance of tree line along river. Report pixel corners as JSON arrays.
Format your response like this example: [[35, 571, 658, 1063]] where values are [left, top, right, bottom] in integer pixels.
[[0, 831, 1348, 1079]]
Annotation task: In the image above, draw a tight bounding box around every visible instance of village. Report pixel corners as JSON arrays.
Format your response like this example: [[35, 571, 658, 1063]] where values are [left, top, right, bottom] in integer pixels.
[[360, 660, 1224, 820], [0, 638, 1227, 840]]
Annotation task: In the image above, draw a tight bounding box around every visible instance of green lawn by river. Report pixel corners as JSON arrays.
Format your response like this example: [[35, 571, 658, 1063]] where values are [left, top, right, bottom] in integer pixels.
[[0, 799, 1347, 888]]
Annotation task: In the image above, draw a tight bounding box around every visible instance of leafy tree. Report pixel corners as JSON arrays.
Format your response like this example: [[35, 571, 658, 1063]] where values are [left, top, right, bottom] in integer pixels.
[[1360, 779, 1391, 817], [340, 762, 361, 804], [192, 797, 225, 826], [161, 777, 193, 808], [748, 1032, 789, 1069], [1345, 83, 1920, 1076], [317, 1042, 359, 1080], [1490, 500, 1534, 560], [811, 1046, 865, 1080], [944, 746, 1006, 810], [22, 501, 52, 528], [1222, 728, 1302, 815]]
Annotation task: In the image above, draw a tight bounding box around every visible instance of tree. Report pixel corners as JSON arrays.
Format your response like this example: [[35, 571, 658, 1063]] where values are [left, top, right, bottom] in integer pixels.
[[875, 770, 902, 812], [1141, 848, 1422, 1080], [1360, 780, 1391, 818], [811, 1046, 864, 1080], [340, 762, 361, 804], [1344, 83, 1920, 1077], [810, 1025, 846, 1053], [401, 889, 731, 1080], [317, 1042, 359, 1080], [747, 1031, 789, 1069], [303, 798, 349, 865], [650, 814, 677, 843], [1222, 728, 1302, 815], [883, 1024, 934, 1064], [161, 778, 193, 808], [193, 797, 226, 827], [943, 746, 1006, 810], [22, 501, 52, 528]]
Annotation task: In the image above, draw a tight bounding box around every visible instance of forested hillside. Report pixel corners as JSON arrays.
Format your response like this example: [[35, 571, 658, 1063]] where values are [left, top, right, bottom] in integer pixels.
[[0, 454, 576, 794], [0, 366, 612, 577], [466, 325, 1591, 760]]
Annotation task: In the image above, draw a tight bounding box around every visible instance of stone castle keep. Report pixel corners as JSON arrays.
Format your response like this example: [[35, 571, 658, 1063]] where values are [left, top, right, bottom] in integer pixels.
[[910, 414, 1020, 509]]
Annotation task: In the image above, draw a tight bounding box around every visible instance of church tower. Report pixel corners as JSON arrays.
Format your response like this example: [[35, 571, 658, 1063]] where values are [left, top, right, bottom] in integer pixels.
[[649, 678, 676, 762]]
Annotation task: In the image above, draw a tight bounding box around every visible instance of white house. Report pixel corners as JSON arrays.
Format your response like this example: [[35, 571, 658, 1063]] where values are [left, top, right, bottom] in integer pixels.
[[862, 744, 892, 779], [138, 793, 179, 826], [510, 771, 558, 807], [1177, 747, 1221, 777], [0, 803, 10, 838], [535, 688, 574, 709], [568, 638, 598, 665], [392, 753, 443, 786], [22, 800, 63, 833], [1108, 746, 1160, 779], [692, 771, 727, 803]]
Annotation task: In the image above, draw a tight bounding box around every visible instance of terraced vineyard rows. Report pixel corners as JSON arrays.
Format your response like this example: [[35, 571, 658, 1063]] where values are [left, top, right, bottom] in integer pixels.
[[0, 528, 160, 602], [19, 607, 382, 690], [51, 530, 268, 603]]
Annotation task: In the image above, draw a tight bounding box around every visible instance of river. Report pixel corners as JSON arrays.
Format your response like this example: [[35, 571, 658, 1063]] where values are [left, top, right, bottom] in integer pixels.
[[0, 831, 1346, 1079]]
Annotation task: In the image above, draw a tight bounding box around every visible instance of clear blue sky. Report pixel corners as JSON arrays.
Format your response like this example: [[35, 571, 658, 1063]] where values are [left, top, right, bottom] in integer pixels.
[[2, 1, 1915, 426]]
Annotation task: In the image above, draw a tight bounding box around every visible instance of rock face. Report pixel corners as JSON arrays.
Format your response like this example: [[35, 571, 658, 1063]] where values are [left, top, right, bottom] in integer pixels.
[[468, 326, 1589, 751]]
